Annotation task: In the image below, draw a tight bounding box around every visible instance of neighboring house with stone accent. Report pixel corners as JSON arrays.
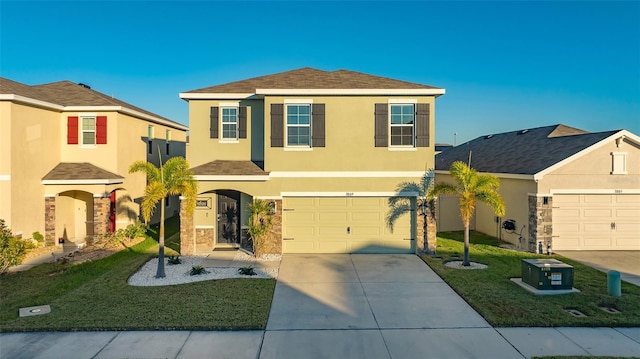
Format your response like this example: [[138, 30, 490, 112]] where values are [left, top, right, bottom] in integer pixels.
[[0, 78, 187, 247], [179, 67, 445, 255], [435, 124, 640, 252]]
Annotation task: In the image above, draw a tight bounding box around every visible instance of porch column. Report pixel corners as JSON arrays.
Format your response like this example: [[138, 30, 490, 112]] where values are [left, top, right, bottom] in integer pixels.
[[180, 196, 195, 255], [93, 195, 110, 241], [261, 199, 282, 256], [44, 195, 56, 246], [528, 195, 553, 253]]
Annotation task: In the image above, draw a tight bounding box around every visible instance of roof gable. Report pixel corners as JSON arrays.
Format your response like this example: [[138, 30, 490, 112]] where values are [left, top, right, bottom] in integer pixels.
[[182, 67, 443, 94], [435, 124, 621, 176]]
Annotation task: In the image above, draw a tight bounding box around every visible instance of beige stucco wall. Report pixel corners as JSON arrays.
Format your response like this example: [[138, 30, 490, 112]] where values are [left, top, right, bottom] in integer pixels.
[[0, 102, 12, 227], [263, 96, 436, 172], [5, 103, 61, 237], [539, 137, 640, 193], [188, 99, 259, 168], [435, 173, 537, 246]]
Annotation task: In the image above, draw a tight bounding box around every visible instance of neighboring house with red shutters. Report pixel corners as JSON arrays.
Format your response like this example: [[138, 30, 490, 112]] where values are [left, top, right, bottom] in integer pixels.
[[0, 78, 187, 247]]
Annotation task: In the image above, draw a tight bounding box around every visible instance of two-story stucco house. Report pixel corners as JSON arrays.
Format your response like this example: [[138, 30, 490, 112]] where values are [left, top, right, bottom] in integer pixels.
[[179, 68, 445, 255], [0, 78, 188, 247]]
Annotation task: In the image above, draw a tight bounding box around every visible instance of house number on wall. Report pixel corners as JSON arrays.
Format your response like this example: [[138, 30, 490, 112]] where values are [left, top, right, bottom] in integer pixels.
[[614, 189, 623, 194], [346, 192, 355, 196]]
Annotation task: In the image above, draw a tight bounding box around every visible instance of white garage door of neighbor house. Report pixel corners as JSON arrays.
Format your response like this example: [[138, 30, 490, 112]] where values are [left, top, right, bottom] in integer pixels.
[[553, 194, 640, 250], [282, 197, 414, 253]]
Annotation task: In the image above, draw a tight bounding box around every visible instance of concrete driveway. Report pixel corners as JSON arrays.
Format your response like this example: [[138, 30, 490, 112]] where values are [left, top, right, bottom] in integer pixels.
[[555, 251, 640, 286], [262, 254, 521, 359]]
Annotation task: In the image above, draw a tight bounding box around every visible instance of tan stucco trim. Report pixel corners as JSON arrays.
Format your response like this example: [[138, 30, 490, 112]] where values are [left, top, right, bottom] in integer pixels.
[[0, 175, 9, 181], [41, 179, 124, 185], [271, 171, 426, 178], [550, 188, 640, 195], [0, 94, 64, 110], [534, 130, 640, 181], [256, 89, 446, 96], [194, 175, 270, 181], [179, 93, 256, 100], [281, 191, 419, 197]]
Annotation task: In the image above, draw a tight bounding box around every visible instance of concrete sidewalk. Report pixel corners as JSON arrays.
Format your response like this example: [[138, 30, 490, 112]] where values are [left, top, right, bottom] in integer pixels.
[[1, 254, 639, 358]]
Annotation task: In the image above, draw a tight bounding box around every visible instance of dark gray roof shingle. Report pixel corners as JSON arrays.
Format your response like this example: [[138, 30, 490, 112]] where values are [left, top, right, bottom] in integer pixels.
[[184, 67, 442, 93], [191, 160, 269, 176], [435, 124, 619, 175], [42, 163, 124, 182]]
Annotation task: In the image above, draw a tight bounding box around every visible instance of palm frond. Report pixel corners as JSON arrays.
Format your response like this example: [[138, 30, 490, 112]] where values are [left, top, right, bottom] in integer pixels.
[[140, 181, 167, 223], [129, 161, 161, 182]]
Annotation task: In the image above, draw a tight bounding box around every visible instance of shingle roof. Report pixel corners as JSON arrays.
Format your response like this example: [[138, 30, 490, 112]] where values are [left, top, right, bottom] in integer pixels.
[[435, 124, 620, 175], [0, 78, 185, 129], [184, 67, 442, 93], [191, 160, 269, 176], [42, 163, 124, 182]]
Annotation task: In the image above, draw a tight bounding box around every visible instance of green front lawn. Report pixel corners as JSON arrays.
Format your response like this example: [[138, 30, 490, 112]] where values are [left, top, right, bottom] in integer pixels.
[[421, 232, 640, 327], [0, 238, 275, 332]]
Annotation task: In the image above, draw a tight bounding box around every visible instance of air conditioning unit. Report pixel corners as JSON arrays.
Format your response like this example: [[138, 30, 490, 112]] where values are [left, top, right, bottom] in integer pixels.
[[521, 259, 573, 290]]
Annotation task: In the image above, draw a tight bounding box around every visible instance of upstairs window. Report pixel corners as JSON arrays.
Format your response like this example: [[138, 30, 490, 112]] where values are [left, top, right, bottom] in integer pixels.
[[390, 104, 415, 146], [148, 125, 154, 154], [81, 117, 96, 145], [165, 129, 171, 155], [286, 104, 311, 146], [221, 107, 238, 140]]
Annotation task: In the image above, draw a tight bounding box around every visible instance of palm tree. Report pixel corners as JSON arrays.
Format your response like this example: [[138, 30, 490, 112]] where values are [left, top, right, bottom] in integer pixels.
[[247, 199, 274, 258], [387, 169, 436, 253], [429, 161, 505, 266], [129, 155, 197, 278]]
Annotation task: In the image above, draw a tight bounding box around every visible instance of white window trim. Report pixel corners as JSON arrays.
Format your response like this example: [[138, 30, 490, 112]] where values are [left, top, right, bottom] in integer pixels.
[[220, 106, 239, 141], [80, 115, 97, 146], [611, 152, 627, 175], [389, 103, 415, 148], [285, 103, 312, 149], [284, 99, 314, 104]]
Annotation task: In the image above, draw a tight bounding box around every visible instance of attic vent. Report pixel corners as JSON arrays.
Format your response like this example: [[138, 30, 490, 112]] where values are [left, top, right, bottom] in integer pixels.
[[518, 129, 529, 135], [485, 135, 493, 139], [78, 83, 91, 89]]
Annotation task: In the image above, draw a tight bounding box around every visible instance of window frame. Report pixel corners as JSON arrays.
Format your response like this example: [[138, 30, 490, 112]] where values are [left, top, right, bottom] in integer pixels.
[[285, 103, 312, 148], [220, 106, 239, 141], [611, 152, 627, 175], [80, 115, 97, 146], [389, 103, 415, 147]]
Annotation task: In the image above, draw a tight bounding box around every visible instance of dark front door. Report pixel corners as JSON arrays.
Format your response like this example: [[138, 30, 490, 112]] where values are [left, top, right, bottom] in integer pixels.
[[109, 191, 116, 234], [217, 191, 240, 245]]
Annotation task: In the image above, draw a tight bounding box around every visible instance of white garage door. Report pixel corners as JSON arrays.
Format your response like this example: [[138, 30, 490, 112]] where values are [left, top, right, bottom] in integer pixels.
[[282, 197, 414, 253], [553, 194, 640, 250]]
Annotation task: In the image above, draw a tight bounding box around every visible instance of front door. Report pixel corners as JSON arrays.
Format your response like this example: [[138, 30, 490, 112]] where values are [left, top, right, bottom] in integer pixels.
[[217, 191, 240, 245], [109, 191, 116, 234]]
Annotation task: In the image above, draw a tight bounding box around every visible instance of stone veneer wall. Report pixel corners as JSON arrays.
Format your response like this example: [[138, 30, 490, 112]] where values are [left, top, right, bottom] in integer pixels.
[[44, 196, 56, 246], [93, 196, 110, 241], [261, 199, 282, 255], [528, 195, 553, 253], [195, 228, 214, 249], [180, 197, 195, 255], [415, 201, 437, 254]]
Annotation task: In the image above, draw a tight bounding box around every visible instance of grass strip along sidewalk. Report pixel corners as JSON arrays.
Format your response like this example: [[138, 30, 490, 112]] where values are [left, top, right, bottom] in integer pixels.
[[421, 231, 640, 327], [0, 228, 275, 332]]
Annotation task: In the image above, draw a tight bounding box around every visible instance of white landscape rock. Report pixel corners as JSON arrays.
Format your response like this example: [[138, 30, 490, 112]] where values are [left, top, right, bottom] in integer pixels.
[[128, 252, 280, 287]]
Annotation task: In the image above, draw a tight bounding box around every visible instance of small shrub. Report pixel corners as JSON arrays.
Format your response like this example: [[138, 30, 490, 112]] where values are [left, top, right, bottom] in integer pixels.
[[189, 265, 208, 276], [32, 231, 45, 246], [124, 221, 148, 239], [0, 219, 31, 274], [238, 266, 257, 276], [167, 256, 182, 265]]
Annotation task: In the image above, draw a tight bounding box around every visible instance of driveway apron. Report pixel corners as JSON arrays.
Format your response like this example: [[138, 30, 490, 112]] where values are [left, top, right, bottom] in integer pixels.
[[262, 254, 523, 359]]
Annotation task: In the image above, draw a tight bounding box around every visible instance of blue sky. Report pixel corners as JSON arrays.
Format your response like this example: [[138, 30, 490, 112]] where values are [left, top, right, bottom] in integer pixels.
[[2, 1, 638, 144]]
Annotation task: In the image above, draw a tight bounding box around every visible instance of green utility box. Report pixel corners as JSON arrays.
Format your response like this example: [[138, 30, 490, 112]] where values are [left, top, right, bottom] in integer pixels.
[[522, 259, 573, 290]]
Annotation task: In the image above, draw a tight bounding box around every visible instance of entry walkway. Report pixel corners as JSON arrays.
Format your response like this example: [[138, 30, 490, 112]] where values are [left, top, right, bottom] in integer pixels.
[[1, 254, 639, 358]]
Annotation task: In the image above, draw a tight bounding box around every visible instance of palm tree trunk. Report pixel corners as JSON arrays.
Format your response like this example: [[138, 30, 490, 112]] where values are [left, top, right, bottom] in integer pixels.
[[156, 201, 166, 278], [463, 222, 470, 266]]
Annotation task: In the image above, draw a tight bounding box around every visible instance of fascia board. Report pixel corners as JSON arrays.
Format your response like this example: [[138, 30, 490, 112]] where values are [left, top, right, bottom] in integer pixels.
[[0, 94, 64, 111], [41, 178, 124, 185], [64, 106, 187, 131], [179, 93, 257, 100], [194, 175, 270, 182], [256, 88, 446, 96], [269, 171, 426, 178]]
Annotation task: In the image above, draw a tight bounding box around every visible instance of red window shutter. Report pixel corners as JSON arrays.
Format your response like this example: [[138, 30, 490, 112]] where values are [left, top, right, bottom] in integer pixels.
[[67, 116, 79, 144], [96, 116, 107, 144]]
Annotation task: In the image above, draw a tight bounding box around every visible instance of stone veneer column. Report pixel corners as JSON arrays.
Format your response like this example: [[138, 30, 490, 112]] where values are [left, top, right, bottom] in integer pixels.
[[44, 196, 56, 246], [261, 199, 282, 256], [93, 195, 110, 241], [180, 196, 195, 255], [415, 201, 437, 254], [528, 195, 553, 253]]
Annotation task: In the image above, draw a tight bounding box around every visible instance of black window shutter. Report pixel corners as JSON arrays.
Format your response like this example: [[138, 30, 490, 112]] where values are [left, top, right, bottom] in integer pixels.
[[210, 107, 219, 139], [271, 104, 284, 147], [415, 103, 430, 147], [311, 103, 325, 147], [374, 103, 388, 147], [238, 106, 247, 139]]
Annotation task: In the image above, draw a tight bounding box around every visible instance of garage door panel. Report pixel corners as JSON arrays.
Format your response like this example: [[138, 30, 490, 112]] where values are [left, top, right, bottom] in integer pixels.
[[553, 194, 640, 251], [282, 196, 413, 254]]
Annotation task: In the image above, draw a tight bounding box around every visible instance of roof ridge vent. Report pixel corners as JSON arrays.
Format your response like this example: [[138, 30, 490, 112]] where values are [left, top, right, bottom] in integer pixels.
[[78, 83, 91, 89], [485, 134, 493, 139], [518, 129, 529, 135]]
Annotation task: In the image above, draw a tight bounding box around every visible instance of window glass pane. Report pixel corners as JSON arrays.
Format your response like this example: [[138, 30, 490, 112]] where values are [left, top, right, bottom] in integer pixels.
[[287, 106, 298, 115], [299, 114, 310, 125], [391, 106, 401, 115], [298, 105, 310, 115], [82, 118, 95, 130], [287, 115, 299, 125], [222, 123, 237, 139], [391, 114, 402, 124], [83, 132, 95, 144]]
